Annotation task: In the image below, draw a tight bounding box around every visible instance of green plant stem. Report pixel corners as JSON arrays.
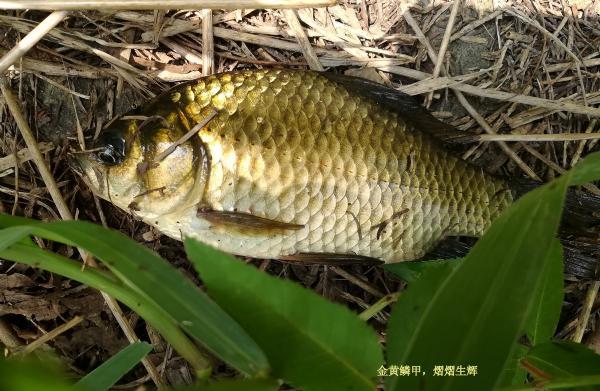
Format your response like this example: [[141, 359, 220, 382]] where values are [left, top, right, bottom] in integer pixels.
[[0, 243, 211, 376], [358, 292, 400, 321], [499, 374, 600, 390]]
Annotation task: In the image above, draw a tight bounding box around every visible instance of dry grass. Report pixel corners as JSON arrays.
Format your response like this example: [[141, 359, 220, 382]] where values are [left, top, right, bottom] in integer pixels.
[[0, 0, 599, 387]]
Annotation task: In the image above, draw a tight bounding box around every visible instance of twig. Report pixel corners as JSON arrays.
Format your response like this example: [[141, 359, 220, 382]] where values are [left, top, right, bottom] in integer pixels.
[[34, 73, 90, 99], [358, 292, 400, 321], [545, 58, 600, 73], [378, 64, 600, 118], [520, 142, 600, 195], [0, 0, 336, 9], [505, 9, 580, 63], [0, 79, 164, 387], [453, 84, 600, 117], [450, 10, 502, 41], [403, 10, 540, 181], [455, 91, 541, 181], [330, 266, 385, 298], [152, 108, 217, 164], [201, 9, 214, 76], [0, 142, 54, 174], [571, 119, 598, 167], [427, 0, 461, 106], [283, 9, 324, 71], [0, 318, 21, 350], [573, 281, 600, 343], [0, 11, 69, 74], [18, 316, 83, 355], [161, 38, 202, 65], [467, 132, 600, 142]]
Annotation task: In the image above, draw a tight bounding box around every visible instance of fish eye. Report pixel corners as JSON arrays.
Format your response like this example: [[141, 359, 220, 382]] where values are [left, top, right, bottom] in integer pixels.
[[95, 133, 126, 166], [97, 145, 122, 165]]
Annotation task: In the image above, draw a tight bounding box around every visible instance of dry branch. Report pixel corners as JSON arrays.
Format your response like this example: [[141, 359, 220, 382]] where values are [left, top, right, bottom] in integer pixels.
[[0, 0, 335, 10], [0, 11, 69, 74]]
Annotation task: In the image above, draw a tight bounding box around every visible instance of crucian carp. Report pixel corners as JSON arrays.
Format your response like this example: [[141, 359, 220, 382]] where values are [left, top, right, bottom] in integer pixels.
[[74, 69, 599, 277]]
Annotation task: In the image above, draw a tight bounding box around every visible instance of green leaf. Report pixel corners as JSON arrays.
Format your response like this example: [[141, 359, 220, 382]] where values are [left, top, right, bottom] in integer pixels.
[[497, 240, 562, 387], [498, 345, 529, 388], [524, 341, 600, 380], [385, 262, 457, 390], [186, 238, 383, 391], [0, 355, 78, 391], [76, 342, 152, 391], [0, 242, 208, 374], [384, 258, 461, 282], [0, 225, 34, 251], [385, 151, 600, 391], [176, 378, 279, 391], [525, 240, 564, 345], [0, 215, 269, 377]]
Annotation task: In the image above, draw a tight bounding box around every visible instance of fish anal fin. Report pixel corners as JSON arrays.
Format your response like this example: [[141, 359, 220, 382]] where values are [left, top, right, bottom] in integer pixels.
[[197, 207, 304, 236], [280, 252, 383, 265], [420, 236, 478, 261]]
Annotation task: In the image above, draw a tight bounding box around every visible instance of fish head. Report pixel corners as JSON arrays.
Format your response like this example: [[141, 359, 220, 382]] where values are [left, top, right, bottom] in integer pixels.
[[75, 115, 205, 219]]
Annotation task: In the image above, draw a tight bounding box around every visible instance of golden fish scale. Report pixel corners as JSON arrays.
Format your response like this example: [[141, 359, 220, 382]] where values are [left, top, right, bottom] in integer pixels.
[[168, 69, 512, 261]]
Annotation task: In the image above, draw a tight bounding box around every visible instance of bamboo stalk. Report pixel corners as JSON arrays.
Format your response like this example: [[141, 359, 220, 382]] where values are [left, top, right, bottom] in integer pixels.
[[0, 11, 68, 74], [0, 0, 335, 10]]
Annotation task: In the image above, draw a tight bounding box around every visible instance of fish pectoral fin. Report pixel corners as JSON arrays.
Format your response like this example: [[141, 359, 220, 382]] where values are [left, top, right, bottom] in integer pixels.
[[280, 252, 384, 265], [197, 208, 304, 234]]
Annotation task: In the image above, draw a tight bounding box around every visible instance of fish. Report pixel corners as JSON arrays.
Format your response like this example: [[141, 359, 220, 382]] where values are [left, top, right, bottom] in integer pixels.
[[74, 69, 599, 276]]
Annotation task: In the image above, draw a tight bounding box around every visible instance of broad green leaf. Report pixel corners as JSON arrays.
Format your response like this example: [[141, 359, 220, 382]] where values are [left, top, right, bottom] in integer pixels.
[[498, 345, 529, 387], [384, 259, 461, 282], [500, 375, 600, 391], [524, 341, 600, 380], [0, 242, 207, 374], [186, 238, 383, 391], [0, 355, 79, 391], [177, 379, 279, 391], [498, 242, 562, 387], [0, 215, 269, 377], [386, 151, 600, 391], [525, 240, 564, 345], [385, 262, 457, 390], [77, 342, 152, 391]]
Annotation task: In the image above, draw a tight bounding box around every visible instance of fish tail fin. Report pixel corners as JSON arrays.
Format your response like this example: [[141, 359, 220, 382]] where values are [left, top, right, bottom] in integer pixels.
[[425, 182, 600, 279], [510, 179, 600, 279], [557, 188, 600, 279]]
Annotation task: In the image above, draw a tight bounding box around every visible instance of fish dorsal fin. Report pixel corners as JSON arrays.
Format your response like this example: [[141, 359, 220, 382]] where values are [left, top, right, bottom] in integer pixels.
[[321, 72, 466, 144]]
